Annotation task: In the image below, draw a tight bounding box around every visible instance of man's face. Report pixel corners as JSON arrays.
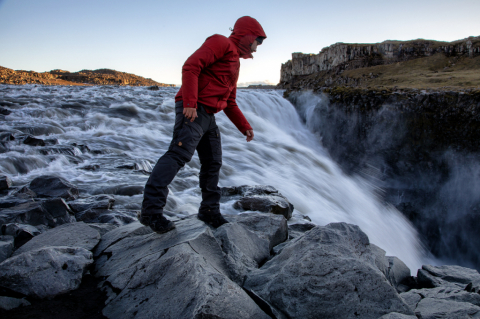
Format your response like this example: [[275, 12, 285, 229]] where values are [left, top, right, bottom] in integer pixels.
[[250, 40, 260, 53]]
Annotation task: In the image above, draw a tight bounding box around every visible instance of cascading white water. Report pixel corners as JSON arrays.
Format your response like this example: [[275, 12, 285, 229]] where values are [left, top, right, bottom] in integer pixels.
[[0, 85, 427, 271]]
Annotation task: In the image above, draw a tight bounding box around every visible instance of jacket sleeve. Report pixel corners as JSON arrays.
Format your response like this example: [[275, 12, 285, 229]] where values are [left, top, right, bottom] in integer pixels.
[[224, 86, 253, 134], [181, 36, 227, 109]]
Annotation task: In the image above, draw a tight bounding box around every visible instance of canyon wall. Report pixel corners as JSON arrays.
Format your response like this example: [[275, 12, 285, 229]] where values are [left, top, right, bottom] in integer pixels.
[[279, 36, 480, 89]]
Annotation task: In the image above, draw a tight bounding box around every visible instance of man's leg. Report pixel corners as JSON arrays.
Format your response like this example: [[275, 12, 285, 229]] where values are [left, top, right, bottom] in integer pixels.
[[196, 124, 228, 227], [140, 101, 205, 233]]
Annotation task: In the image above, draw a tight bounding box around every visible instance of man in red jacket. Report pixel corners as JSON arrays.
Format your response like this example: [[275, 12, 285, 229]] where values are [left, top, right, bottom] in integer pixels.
[[139, 16, 267, 233]]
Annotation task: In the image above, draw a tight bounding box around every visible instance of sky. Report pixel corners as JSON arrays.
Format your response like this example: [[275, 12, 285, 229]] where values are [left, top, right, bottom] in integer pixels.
[[0, 0, 479, 86]]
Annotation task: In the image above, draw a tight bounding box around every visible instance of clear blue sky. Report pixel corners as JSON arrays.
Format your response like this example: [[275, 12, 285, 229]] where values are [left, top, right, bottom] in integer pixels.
[[1, 0, 479, 86]]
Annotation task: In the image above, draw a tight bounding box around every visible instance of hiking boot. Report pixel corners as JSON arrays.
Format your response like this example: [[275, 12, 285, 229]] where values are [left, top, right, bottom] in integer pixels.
[[137, 211, 176, 234], [197, 211, 229, 228]]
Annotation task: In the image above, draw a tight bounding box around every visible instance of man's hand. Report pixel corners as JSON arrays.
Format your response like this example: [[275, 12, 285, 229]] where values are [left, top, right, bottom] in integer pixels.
[[183, 108, 197, 122], [245, 130, 254, 142]]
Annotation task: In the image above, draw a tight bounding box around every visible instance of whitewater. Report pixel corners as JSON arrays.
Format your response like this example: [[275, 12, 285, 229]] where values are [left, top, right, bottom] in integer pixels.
[[0, 85, 427, 271]]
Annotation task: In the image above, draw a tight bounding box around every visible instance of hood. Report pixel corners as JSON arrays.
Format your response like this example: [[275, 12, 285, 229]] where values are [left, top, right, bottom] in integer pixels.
[[229, 16, 267, 59]]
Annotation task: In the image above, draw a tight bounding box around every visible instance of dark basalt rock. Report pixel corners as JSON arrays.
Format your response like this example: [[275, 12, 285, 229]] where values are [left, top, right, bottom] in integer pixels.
[[0, 107, 11, 115], [69, 195, 115, 214], [233, 195, 293, 220], [23, 135, 45, 146], [92, 185, 144, 196], [1, 223, 42, 248], [0, 176, 12, 191], [29, 175, 79, 200], [0, 235, 14, 263], [0, 198, 76, 229], [79, 164, 100, 171], [0, 132, 14, 142]]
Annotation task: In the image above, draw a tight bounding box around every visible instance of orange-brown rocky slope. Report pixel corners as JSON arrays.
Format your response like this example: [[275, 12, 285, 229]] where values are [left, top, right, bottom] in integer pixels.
[[0, 66, 174, 87]]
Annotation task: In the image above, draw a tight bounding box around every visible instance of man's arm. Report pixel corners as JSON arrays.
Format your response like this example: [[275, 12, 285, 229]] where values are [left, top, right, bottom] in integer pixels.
[[224, 86, 254, 142]]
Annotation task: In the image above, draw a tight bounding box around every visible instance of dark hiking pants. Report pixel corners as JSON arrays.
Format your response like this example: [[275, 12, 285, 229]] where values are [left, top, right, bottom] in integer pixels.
[[142, 101, 222, 217]]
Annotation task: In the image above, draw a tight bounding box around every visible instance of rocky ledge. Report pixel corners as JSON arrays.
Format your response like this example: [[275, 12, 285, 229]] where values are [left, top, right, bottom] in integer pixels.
[[279, 36, 480, 90], [0, 66, 175, 87], [2, 176, 480, 318]]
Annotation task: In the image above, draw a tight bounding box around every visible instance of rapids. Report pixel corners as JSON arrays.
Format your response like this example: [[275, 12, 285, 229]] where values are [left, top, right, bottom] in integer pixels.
[[0, 85, 427, 270]]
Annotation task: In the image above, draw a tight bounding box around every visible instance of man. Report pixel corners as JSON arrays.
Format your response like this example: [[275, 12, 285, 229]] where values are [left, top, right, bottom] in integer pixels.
[[139, 16, 267, 233]]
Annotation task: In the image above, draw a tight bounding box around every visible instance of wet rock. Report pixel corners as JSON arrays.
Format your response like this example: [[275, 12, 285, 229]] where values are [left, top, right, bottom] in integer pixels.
[[0, 296, 31, 311], [13, 222, 100, 256], [15, 124, 65, 136], [0, 107, 11, 115], [38, 146, 81, 157], [93, 185, 144, 196], [0, 142, 7, 154], [222, 185, 281, 197], [0, 132, 15, 142], [0, 246, 93, 299], [234, 195, 293, 219], [0, 197, 31, 209], [235, 212, 288, 250], [148, 85, 160, 90], [1, 223, 42, 248], [0, 198, 76, 229], [414, 298, 480, 319], [0, 176, 12, 191], [13, 186, 37, 198], [23, 135, 45, 146], [94, 210, 136, 226], [80, 164, 100, 171], [214, 223, 270, 285], [69, 195, 115, 214], [244, 222, 414, 319], [417, 265, 480, 289], [0, 235, 14, 263], [101, 243, 270, 319], [29, 175, 79, 200]]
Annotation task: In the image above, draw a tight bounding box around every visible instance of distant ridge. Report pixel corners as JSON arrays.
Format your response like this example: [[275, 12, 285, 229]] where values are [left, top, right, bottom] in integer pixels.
[[0, 66, 175, 87]]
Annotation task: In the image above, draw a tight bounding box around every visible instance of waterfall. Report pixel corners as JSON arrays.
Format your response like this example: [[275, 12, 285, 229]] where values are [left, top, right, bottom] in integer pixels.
[[0, 85, 428, 271]]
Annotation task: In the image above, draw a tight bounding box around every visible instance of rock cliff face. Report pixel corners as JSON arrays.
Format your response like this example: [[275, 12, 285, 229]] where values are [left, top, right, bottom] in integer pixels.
[[0, 66, 174, 87], [279, 36, 480, 90]]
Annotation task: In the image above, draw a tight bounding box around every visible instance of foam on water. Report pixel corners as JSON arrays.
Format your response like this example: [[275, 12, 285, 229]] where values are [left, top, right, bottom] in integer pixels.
[[0, 85, 427, 270]]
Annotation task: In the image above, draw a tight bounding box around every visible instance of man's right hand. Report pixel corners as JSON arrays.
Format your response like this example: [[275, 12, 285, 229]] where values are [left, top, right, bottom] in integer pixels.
[[245, 130, 254, 142], [183, 107, 198, 122]]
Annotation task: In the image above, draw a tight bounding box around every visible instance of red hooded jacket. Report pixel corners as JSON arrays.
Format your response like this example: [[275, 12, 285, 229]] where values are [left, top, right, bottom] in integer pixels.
[[175, 16, 267, 134]]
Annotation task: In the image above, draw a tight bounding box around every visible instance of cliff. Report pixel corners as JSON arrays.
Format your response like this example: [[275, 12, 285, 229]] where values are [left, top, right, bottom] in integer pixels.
[[279, 36, 480, 90], [0, 66, 175, 87]]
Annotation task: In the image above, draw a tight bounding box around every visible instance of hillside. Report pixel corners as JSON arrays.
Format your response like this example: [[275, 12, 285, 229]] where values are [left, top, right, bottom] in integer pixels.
[[279, 36, 480, 91], [0, 66, 174, 87]]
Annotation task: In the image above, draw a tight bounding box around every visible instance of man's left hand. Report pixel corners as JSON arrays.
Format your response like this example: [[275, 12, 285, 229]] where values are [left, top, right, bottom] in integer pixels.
[[245, 130, 254, 142]]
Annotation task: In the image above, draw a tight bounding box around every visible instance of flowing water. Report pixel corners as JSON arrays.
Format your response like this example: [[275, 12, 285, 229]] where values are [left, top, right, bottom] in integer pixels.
[[0, 85, 428, 271]]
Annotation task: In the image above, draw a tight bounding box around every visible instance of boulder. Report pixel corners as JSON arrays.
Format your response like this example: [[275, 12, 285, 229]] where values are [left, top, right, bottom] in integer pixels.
[[0, 235, 14, 263], [29, 175, 79, 200], [0, 198, 76, 228], [244, 222, 414, 319], [414, 298, 480, 319], [234, 212, 288, 250], [0, 296, 31, 311], [214, 223, 270, 285], [288, 222, 316, 239], [1, 223, 41, 248], [0, 246, 93, 299], [0, 176, 12, 191], [101, 243, 270, 319], [23, 135, 45, 146], [93, 185, 144, 196], [386, 256, 411, 292], [13, 222, 100, 256], [69, 195, 115, 213], [94, 210, 136, 226], [401, 286, 480, 309], [234, 195, 293, 219], [417, 265, 480, 289], [93, 221, 151, 257]]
